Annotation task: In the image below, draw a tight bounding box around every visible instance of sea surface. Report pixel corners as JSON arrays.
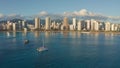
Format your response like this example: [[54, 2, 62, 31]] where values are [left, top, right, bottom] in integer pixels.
[[0, 31, 120, 68]]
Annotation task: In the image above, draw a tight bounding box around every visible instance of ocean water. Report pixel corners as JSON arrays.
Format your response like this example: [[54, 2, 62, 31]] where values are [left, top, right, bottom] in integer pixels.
[[0, 31, 120, 68]]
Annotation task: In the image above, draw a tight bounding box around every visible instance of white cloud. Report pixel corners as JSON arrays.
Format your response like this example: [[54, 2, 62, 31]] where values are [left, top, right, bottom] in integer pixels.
[[63, 9, 96, 16], [62, 9, 120, 22], [75, 9, 88, 16], [0, 9, 120, 23], [38, 11, 48, 16]]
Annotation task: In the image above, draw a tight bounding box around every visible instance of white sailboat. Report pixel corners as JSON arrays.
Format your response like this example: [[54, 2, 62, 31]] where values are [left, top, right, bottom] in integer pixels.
[[37, 39, 48, 52]]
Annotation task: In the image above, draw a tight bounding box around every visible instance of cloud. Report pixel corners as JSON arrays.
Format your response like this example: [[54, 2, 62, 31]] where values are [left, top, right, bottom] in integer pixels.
[[38, 11, 48, 16], [0, 9, 120, 23], [64, 9, 99, 16], [63, 9, 120, 22], [74, 9, 89, 16]]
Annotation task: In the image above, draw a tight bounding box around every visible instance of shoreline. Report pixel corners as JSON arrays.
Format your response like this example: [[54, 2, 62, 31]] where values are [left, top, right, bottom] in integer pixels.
[[0, 30, 120, 34]]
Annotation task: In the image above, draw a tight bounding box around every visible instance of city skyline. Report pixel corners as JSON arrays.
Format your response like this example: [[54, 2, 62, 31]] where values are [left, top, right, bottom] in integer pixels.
[[0, 0, 120, 23], [0, 17, 120, 32]]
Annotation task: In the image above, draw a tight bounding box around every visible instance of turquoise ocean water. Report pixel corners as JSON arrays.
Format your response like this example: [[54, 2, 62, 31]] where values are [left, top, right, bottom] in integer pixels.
[[0, 32, 120, 68]]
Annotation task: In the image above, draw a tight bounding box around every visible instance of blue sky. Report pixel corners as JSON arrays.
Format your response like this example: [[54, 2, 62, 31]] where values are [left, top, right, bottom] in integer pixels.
[[0, 0, 120, 16]]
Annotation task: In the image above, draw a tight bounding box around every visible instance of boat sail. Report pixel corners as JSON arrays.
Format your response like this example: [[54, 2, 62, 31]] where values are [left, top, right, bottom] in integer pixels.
[[37, 39, 48, 52]]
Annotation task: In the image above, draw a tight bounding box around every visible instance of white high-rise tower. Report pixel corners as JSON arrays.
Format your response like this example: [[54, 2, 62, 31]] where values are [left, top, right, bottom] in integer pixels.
[[105, 22, 111, 31], [13, 23, 16, 31], [73, 18, 77, 30], [35, 17, 40, 30], [45, 17, 51, 30], [77, 21, 82, 31]]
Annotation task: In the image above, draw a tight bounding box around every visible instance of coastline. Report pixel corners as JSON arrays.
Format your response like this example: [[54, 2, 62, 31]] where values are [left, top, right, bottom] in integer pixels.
[[0, 30, 120, 34]]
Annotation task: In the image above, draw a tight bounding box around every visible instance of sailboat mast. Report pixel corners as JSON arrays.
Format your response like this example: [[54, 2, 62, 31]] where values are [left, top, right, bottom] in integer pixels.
[[43, 39, 44, 47]]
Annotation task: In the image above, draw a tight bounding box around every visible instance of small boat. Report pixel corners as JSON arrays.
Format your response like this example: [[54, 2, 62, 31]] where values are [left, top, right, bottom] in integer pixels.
[[24, 40, 29, 44], [37, 47, 48, 52], [37, 39, 48, 52]]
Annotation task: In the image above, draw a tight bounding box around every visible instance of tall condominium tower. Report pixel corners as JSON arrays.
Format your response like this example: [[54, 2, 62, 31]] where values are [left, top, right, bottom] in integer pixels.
[[91, 19, 95, 31], [63, 17, 69, 30], [73, 18, 77, 30], [35, 17, 40, 30], [18, 21, 22, 30], [7, 21, 12, 31], [86, 20, 91, 30], [45, 17, 51, 30], [13, 23, 16, 31], [22, 20, 27, 28], [94, 21, 99, 31], [77, 21, 82, 31], [105, 22, 111, 31], [91, 19, 99, 31]]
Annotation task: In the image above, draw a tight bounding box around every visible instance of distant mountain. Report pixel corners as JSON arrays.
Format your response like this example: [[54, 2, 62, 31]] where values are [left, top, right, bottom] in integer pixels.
[[0, 18, 23, 23]]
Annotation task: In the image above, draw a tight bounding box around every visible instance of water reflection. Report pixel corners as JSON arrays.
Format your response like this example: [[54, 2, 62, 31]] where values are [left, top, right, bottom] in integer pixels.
[[61, 31, 69, 37], [11, 32, 17, 43], [77, 32, 81, 38], [94, 33, 99, 39], [69, 32, 77, 38], [22, 31, 27, 37], [45, 32, 50, 38], [13, 32, 16, 37], [104, 33, 116, 45], [105, 33, 114, 40], [34, 31, 40, 38], [6, 32, 10, 37]]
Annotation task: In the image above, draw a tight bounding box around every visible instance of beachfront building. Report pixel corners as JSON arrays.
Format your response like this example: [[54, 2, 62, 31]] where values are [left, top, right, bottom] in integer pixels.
[[90, 19, 95, 31], [35, 17, 40, 30], [73, 18, 77, 30], [18, 21, 22, 30], [86, 20, 91, 31], [45, 17, 51, 30], [62, 17, 69, 30], [6, 21, 12, 31], [56, 23, 61, 30], [111, 24, 115, 31], [105, 22, 111, 31], [22, 20, 27, 28], [77, 21, 82, 31], [94, 21, 99, 31], [69, 24, 74, 30], [13, 23, 16, 31], [114, 24, 118, 31], [51, 21, 57, 30], [90, 19, 99, 31]]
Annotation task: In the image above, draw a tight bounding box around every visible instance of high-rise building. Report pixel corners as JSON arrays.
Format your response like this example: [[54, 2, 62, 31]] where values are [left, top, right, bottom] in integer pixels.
[[45, 17, 51, 30], [111, 24, 115, 31], [114, 24, 118, 31], [94, 21, 99, 31], [86, 20, 91, 30], [90, 19, 99, 31], [69, 25, 74, 30], [90, 19, 95, 31], [73, 18, 77, 30], [22, 20, 27, 28], [105, 22, 111, 31], [77, 21, 82, 31], [13, 23, 16, 31], [35, 17, 40, 30], [63, 17, 69, 30], [18, 21, 22, 30], [6, 21, 12, 31]]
